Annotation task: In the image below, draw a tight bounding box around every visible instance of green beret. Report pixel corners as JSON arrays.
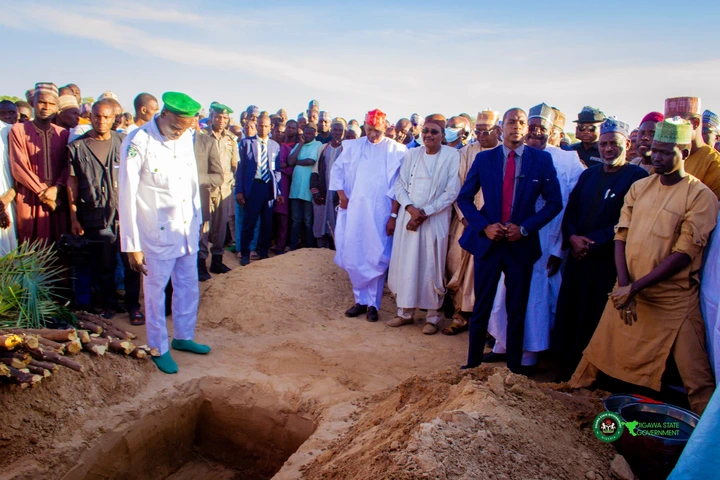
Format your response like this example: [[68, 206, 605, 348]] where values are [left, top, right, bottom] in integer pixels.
[[210, 101, 233, 114], [162, 91, 201, 117]]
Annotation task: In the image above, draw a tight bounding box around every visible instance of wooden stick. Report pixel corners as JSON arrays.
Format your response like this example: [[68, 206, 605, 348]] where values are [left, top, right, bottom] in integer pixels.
[[137, 345, 160, 357], [76, 330, 91, 344], [0, 355, 31, 369], [0, 334, 23, 350], [76, 320, 103, 335], [29, 359, 59, 373], [129, 347, 147, 359], [28, 348, 84, 372], [83, 338, 108, 356], [37, 337, 66, 354], [7, 328, 78, 342], [0, 332, 41, 350], [24, 364, 52, 378], [7, 366, 42, 387], [107, 338, 135, 355], [64, 339, 83, 355]]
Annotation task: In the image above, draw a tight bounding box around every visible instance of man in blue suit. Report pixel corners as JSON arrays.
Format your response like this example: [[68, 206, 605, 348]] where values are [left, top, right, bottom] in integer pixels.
[[235, 113, 284, 266], [457, 108, 562, 374]]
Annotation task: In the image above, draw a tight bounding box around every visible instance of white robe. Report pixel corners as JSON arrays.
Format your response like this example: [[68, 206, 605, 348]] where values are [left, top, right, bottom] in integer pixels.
[[388, 146, 461, 309], [0, 121, 17, 256], [329, 137, 406, 308], [701, 209, 720, 380], [489, 145, 585, 360]]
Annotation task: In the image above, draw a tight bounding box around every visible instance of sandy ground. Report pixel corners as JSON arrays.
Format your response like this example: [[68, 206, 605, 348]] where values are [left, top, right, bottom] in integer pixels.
[[0, 249, 617, 480]]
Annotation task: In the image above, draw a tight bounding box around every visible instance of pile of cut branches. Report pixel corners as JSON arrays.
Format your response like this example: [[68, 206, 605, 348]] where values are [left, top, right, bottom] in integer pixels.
[[0, 312, 158, 388]]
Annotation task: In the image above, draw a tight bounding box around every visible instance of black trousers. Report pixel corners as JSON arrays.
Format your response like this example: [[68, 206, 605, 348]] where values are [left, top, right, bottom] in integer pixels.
[[241, 179, 274, 258], [467, 242, 534, 372], [75, 227, 140, 310]]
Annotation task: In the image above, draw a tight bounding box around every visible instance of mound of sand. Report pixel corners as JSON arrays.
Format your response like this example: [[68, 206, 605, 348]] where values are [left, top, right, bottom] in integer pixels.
[[301, 366, 615, 480], [198, 250, 355, 335], [0, 354, 155, 475]]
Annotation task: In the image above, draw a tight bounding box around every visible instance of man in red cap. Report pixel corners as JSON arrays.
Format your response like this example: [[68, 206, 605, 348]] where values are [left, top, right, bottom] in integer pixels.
[[630, 111, 664, 173], [330, 109, 407, 322]]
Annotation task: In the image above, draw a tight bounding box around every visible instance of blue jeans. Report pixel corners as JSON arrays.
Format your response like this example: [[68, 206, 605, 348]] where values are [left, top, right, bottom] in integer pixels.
[[290, 198, 315, 250], [235, 202, 259, 253]]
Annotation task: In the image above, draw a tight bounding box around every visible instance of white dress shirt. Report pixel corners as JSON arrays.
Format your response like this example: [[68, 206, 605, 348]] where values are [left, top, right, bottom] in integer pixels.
[[118, 118, 201, 260]]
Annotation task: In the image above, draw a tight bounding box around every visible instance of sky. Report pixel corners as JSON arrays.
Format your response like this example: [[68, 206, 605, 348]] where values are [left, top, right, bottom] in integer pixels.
[[1, 0, 719, 129]]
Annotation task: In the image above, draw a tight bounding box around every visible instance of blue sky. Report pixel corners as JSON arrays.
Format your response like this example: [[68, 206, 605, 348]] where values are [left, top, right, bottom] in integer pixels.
[[1, 0, 719, 129]]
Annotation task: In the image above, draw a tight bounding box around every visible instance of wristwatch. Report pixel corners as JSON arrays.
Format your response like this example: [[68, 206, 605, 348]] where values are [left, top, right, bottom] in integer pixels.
[[390, 213, 398, 219], [520, 226, 528, 237]]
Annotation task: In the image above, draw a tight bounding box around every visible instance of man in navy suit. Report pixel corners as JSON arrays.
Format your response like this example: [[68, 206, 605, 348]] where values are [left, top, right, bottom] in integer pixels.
[[457, 108, 563, 374], [235, 114, 284, 266]]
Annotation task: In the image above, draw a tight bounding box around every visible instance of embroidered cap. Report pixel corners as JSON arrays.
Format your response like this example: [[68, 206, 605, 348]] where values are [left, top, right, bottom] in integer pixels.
[[702, 109, 720, 133], [476, 109, 499, 127], [33, 82, 59, 99], [528, 103, 556, 124], [365, 109, 387, 128], [665, 97, 701, 117], [654, 117, 693, 144], [318, 111, 332, 121], [600, 116, 630, 138], [551, 107, 566, 130], [58, 95, 79, 111], [245, 104, 260, 116]]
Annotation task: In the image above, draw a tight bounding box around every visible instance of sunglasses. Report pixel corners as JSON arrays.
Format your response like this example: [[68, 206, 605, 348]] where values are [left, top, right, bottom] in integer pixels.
[[577, 125, 597, 132], [474, 129, 494, 136], [422, 128, 442, 135]]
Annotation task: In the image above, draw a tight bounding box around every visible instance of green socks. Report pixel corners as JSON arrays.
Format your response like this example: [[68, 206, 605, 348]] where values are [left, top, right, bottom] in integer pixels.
[[152, 352, 178, 374], [171, 339, 211, 355]]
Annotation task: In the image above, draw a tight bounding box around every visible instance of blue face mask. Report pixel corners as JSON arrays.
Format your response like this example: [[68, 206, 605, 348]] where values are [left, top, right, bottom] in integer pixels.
[[445, 127, 461, 143]]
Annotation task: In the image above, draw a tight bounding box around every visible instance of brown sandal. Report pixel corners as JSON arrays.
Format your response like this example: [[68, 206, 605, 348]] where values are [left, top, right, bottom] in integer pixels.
[[442, 319, 468, 336]]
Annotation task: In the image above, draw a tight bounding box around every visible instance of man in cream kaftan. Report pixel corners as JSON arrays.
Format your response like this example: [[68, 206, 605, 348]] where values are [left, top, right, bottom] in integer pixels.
[[388, 144, 460, 333]]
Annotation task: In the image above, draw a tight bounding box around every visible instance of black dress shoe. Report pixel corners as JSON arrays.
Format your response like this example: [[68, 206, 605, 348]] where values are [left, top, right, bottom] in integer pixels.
[[209, 255, 231, 274], [513, 365, 537, 377], [209, 262, 231, 274], [345, 303, 368, 317], [198, 262, 212, 281], [482, 352, 507, 363], [240, 256, 250, 266], [366, 306, 378, 322]]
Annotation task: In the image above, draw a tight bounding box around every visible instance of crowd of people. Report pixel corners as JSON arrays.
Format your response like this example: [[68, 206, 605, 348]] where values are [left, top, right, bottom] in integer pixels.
[[1, 83, 720, 415]]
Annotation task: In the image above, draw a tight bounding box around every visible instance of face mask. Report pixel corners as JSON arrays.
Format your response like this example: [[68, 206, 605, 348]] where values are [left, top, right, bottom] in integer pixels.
[[445, 127, 461, 143]]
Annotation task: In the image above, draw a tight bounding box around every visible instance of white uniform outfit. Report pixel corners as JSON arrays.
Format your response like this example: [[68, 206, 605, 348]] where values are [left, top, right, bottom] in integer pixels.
[[118, 119, 202, 355], [389, 146, 461, 323], [0, 121, 17, 255], [330, 137, 406, 308], [488, 145, 585, 365], [701, 209, 720, 379]]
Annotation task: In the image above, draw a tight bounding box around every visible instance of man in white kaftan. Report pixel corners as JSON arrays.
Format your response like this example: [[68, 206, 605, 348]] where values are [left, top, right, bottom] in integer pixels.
[[119, 92, 210, 374], [701, 208, 720, 379], [0, 120, 17, 255], [488, 104, 585, 367], [329, 109, 406, 322], [388, 115, 461, 334]]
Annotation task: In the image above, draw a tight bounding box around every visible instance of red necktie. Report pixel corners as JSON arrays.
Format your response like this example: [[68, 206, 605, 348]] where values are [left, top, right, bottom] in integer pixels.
[[501, 150, 515, 224]]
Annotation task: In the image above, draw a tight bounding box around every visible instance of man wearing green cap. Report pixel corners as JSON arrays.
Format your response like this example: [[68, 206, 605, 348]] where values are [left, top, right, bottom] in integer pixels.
[[119, 92, 211, 374], [200, 102, 239, 277], [570, 118, 718, 414]]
